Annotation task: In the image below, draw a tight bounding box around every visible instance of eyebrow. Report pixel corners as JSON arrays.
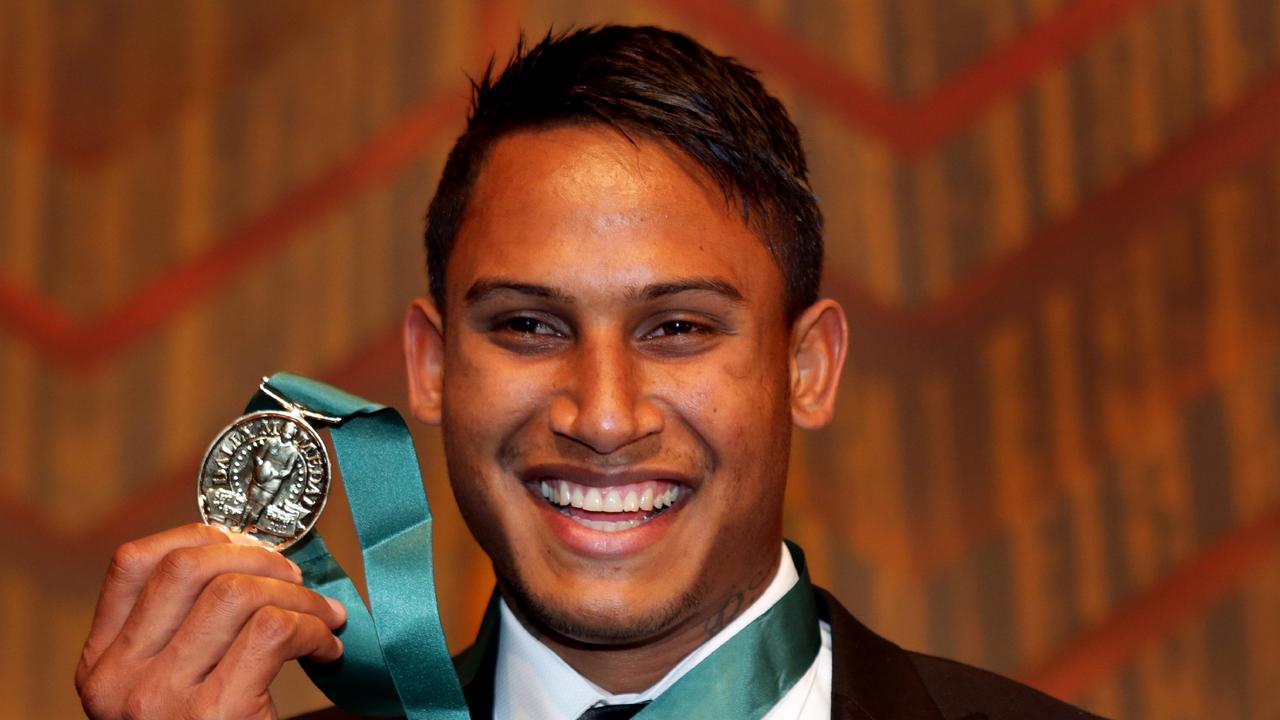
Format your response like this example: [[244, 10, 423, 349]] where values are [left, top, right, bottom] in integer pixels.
[[464, 279, 575, 305], [463, 276, 746, 306], [630, 277, 745, 303]]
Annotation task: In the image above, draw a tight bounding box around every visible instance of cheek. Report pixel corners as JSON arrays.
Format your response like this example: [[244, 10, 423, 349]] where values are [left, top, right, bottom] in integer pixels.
[[440, 345, 549, 550], [444, 341, 553, 433], [657, 355, 789, 452]]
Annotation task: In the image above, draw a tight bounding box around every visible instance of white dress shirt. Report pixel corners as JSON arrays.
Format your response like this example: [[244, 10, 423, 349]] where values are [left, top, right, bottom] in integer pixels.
[[493, 544, 833, 719]]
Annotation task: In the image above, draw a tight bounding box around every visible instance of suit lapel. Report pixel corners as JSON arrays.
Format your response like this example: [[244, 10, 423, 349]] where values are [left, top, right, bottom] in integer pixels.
[[814, 588, 946, 720]]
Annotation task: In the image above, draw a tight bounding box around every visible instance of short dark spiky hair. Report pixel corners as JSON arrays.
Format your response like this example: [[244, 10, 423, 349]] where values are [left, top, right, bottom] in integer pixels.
[[425, 25, 823, 320]]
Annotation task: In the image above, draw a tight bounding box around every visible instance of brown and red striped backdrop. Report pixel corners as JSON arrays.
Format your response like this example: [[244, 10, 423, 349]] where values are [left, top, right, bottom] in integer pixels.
[[2, 1, 1277, 717]]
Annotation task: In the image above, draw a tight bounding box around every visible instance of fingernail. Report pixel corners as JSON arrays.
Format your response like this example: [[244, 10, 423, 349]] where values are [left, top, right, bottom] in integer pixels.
[[287, 558, 304, 579]]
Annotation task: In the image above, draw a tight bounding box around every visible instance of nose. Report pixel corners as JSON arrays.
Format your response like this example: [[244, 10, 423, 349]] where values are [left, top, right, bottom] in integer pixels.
[[549, 335, 663, 455]]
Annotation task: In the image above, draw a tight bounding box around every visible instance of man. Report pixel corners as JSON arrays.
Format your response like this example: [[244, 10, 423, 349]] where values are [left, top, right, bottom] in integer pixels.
[[75, 26, 1100, 720]]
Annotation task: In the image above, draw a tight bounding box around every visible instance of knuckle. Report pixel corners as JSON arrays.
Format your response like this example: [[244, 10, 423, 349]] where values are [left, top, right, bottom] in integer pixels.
[[106, 542, 149, 585], [122, 667, 181, 720], [77, 669, 117, 717], [207, 574, 255, 610], [248, 606, 297, 648], [122, 685, 160, 720], [155, 548, 201, 585]]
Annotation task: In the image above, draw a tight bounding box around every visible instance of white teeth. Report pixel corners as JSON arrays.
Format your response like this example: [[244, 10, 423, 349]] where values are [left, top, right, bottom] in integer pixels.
[[572, 517, 642, 532], [603, 489, 623, 512], [538, 479, 686, 517]]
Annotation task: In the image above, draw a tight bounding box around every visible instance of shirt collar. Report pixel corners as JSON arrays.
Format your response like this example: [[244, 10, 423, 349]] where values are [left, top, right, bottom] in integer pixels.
[[493, 543, 800, 719]]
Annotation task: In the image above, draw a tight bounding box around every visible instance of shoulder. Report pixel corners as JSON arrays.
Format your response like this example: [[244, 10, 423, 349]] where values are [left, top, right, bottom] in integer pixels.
[[904, 651, 1104, 720], [813, 586, 1106, 720]]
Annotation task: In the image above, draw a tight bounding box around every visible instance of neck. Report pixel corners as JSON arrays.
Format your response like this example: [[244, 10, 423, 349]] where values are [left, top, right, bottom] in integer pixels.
[[504, 551, 782, 694]]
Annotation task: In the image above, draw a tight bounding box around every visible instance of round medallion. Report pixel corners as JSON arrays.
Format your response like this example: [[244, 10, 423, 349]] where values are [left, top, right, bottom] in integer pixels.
[[197, 410, 331, 550]]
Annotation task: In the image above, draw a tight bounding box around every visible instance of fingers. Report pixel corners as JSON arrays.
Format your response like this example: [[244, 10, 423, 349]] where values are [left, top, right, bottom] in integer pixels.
[[77, 523, 347, 720], [105, 542, 303, 664], [193, 607, 344, 716], [80, 524, 230, 673], [160, 573, 346, 683], [82, 602, 340, 720]]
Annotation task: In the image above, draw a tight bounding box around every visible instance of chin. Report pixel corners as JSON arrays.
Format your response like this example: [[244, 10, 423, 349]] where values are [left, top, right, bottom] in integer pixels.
[[499, 566, 705, 647]]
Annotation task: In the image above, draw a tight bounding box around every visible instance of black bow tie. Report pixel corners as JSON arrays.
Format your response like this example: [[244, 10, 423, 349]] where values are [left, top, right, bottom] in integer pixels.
[[575, 701, 651, 719]]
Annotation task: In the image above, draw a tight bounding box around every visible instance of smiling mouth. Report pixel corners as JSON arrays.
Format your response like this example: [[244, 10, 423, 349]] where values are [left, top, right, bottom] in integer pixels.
[[536, 478, 686, 532]]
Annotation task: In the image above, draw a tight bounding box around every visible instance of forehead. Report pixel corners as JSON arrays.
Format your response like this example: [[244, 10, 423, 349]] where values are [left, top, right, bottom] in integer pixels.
[[446, 125, 783, 304]]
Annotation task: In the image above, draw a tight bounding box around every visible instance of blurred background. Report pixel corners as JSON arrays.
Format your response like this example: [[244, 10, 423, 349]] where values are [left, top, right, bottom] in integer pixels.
[[1, 0, 1278, 717]]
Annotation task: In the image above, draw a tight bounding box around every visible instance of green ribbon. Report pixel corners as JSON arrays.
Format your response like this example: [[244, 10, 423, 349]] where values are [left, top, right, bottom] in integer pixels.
[[244, 373, 820, 719], [246, 373, 468, 719], [636, 540, 820, 718]]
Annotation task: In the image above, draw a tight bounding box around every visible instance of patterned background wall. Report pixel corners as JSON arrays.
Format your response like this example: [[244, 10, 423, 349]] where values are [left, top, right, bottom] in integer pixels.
[[1, 1, 1278, 717]]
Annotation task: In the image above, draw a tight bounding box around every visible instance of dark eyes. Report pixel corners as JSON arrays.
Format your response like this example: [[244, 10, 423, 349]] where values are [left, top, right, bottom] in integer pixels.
[[495, 316, 707, 338], [501, 316, 560, 336], [644, 319, 703, 338], [490, 314, 720, 356]]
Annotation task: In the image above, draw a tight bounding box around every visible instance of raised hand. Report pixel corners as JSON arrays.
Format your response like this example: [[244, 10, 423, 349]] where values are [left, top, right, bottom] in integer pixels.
[[75, 523, 345, 720]]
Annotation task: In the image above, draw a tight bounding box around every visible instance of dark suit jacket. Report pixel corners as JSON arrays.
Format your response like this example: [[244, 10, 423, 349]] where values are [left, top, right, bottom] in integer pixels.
[[294, 586, 1102, 720]]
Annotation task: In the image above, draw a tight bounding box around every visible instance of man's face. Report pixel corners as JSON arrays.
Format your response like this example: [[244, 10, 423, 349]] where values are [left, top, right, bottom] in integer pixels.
[[418, 125, 797, 644]]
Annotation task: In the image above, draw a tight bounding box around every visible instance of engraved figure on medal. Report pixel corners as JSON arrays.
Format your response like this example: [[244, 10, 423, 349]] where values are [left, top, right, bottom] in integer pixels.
[[198, 408, 331, 550]]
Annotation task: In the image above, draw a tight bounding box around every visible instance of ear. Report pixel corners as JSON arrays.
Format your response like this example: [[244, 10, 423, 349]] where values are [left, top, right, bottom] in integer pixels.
[[788, 299, 849, 429], [404, 297, 446, 425]]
